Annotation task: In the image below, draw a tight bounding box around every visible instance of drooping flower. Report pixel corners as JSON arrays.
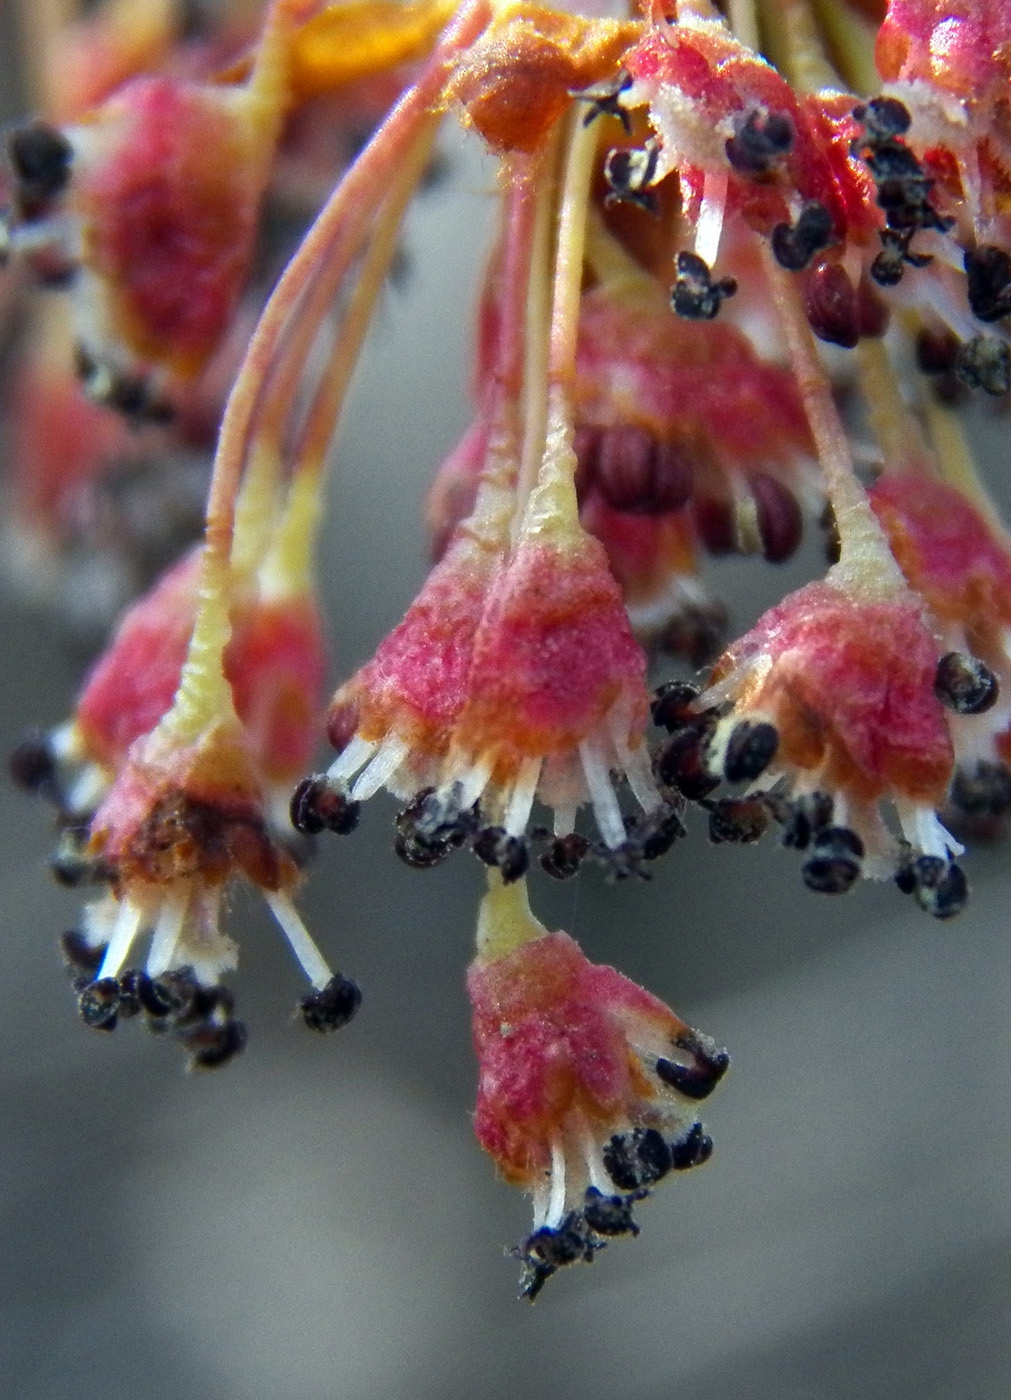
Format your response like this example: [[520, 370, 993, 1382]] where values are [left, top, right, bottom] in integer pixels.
[[3, 0, 332, 409], [676, 573, 965, 914], [468, 875, 726, 1299], [870, 470, 1011, 827]]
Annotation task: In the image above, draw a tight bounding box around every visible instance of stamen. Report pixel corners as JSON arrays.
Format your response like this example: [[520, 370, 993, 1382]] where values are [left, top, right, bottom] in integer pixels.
[[608, 710, 661, 813], [547, 1137, 567, 1228], [97, 898, 144, 981], [264, 891, 333, 991], [146, 889, 190, 978], [894, 801, 963, 861], [327, 734, 378, 785], [694, 167, 728, 268], [64, 765, 110, 819], [453, 757, 495, 812], [350, 735, 410, 800], [579, 737, 626, 848], [504, 756, 542, 836]]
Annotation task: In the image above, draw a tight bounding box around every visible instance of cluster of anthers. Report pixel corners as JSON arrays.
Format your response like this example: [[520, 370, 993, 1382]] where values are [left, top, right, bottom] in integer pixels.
[[5, 0, 1011, 1297]]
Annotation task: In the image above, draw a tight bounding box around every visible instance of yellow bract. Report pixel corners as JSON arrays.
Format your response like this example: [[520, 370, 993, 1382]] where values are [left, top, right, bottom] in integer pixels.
[[288, 0, 459, 97]]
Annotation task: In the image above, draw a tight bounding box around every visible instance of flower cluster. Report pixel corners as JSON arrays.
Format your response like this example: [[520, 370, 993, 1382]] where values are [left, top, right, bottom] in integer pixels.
[[7, 0, 1011, 1298]]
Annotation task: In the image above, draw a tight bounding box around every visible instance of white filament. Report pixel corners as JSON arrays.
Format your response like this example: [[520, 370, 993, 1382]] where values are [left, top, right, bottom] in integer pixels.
[[146, 889, 189, 978], [264, 891, 332, 990], [350, 735, 409, 800], [97, 898, 144, 981], [327, 734, 377, 785], [504, 757, 542, 836], [579, 737, 626, 848]]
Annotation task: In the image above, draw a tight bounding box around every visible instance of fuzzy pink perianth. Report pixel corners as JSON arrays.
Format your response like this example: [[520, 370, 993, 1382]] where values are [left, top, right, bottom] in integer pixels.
[[328, 539, 501, 756], [876, 1, 1011, 94], [76, 550, 201, 770], [468, 931, 682, 1185], [624, 27, 875, 243], [871, 474, 1011, 635], [576, 288, 813, 474], [76, 77, 266, 374], [77, 548, 326, 782], [225, 593, 328, 784], [454, 534, 647, 771], [717, 579, 953, 802]]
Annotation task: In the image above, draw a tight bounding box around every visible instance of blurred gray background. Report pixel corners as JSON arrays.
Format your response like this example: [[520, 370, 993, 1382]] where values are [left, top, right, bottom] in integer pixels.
[[3, 10, 1011, 1397]]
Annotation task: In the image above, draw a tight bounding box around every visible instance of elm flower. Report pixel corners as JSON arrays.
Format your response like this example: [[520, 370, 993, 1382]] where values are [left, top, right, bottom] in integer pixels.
[[572, 251, 817, 578], [13, 519, 328, 852], [66, 686, 357, 1067], [1, 0, 306, 411], [685, 574, 964, 913], [468, 875, 727, 1299], [870, 470, 1011, 826]]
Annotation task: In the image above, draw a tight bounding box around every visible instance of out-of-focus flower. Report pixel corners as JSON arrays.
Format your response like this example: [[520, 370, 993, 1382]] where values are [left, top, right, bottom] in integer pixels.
[[468, 875, 726, 1299]]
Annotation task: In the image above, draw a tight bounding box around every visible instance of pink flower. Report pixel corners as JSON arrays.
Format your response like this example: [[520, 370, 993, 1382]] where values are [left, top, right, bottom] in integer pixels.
[[468, 878, 726, 1299], [670, 575, 965, 913]]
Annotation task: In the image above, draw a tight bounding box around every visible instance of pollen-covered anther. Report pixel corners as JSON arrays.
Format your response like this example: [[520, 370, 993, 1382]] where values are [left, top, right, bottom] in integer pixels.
[[618, 802, 686, 864], [603, 139, 661, 215], [655, 1029, 730, 1101], [9, 731, 59, 799], [955, 336, 1011, 397], [77, 977, 121, 1032], [651, 681, 704, 734], [770, 791, 835, 850], [539, 832, 590, 881], [949, 762, 1011, 820], [963, 246, 1011, 324], [851, 98, 910, 145], [895, 855, 969, 920], [60, 929, 105, 980], [724, 109, 794, 177], [472, 826, 529, 884], [6, 120, 75, 218], [298, 973, 363, 1033], [706, 716, 780, 785], [707, 796, 769, 845], [394, 786, 477, 869], [573, 69, 633, 134], [934, 653, 999, 716], [653, 721, 720, 802], [801, 826, 865, 895], [671, 252, 737, 321], [9, 723, 108, 824], [870, 228, 932, 289], [771, 201, 835, 273], [289, 775, 362, 836]]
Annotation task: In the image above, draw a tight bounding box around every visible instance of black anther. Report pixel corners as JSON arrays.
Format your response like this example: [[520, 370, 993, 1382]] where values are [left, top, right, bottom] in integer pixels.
[[299, 973, 362, 1032], [934, 652, 999, 715]]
